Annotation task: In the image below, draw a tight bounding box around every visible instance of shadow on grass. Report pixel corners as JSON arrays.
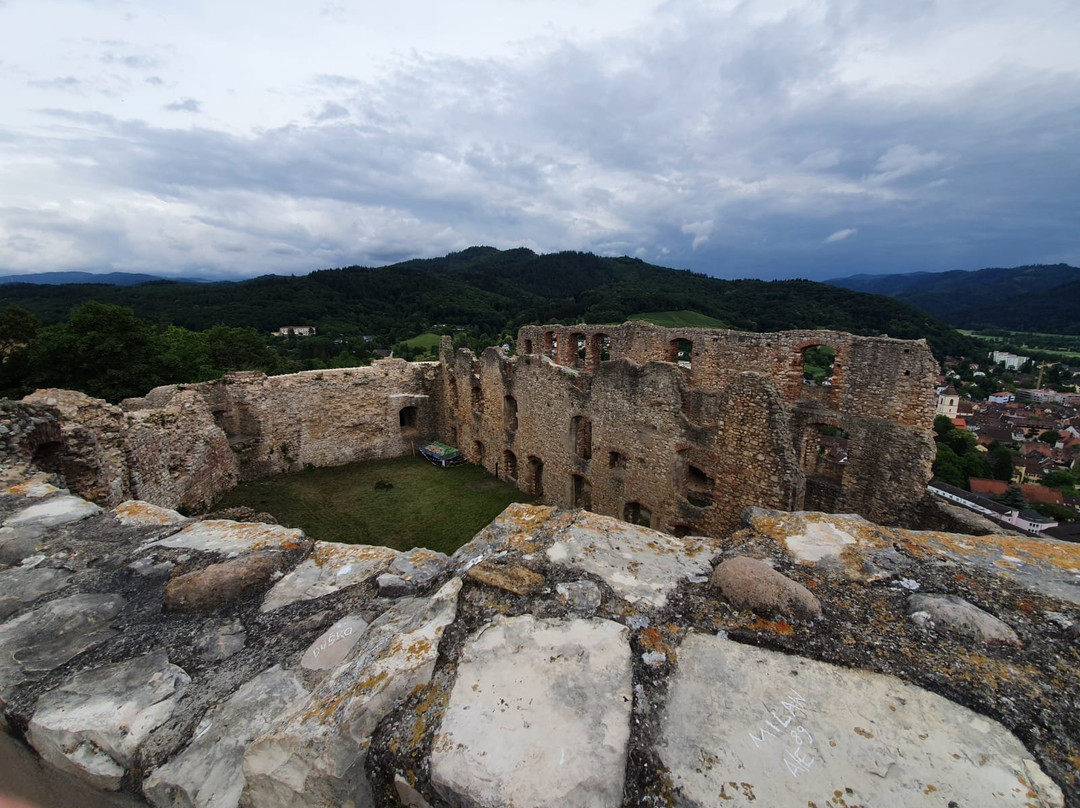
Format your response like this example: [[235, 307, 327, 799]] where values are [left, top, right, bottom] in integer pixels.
[[210, 455, 537, 555]]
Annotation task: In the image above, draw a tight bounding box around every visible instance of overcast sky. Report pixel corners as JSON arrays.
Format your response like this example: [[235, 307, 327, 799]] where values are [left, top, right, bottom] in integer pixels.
[[1, 0, 1078, 281]]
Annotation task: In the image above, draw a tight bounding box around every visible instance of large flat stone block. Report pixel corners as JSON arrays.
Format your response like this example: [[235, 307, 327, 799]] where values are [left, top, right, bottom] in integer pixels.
[[432, 615, 633, 808], [657, 633, 1062, 807]]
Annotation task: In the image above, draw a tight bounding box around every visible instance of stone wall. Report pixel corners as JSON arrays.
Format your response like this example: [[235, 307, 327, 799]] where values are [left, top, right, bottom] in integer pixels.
[[2, 323, 934, 534], [452, 322, 937, 535], [1, 360, 440, 512], [149, 361, 441, 483]]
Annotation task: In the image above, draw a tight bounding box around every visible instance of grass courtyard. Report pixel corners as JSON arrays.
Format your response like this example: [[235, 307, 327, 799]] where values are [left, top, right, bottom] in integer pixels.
[[210, 455, 537, 554]]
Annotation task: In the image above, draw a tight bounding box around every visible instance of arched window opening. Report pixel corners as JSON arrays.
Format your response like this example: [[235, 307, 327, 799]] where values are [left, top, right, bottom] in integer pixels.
[[571, 415, 592, 460], [595, 334, 611, 362], [668, 338, 693, 369], [685, 463, 714, 507], [398, 406, 419, 435], [623, 502, 652, 527], [608, 450, 626, 469], [523, 339, 534, 354], [571, 333, 587, 367], [802, 345, 837, 386], [544, 331, 558, 359], [572, 474, 592, 510], [528, 455, 545, 497], [504, 395, 518, 432], [503, 450, 518, 480], [473, 440, 485, 465], [30, 440, 65, 476], [670, 524, 693, 538]]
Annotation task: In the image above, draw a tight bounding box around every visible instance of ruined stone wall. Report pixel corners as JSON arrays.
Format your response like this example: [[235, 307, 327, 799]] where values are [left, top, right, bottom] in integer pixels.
[[3, 360, 440, 511], [452, 322, 937, 534], [517, 322, 937, 429], [162, 361, 441, 482]]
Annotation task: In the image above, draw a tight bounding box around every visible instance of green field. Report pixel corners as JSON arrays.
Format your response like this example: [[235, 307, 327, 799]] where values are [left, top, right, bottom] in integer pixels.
[[211, 455, 536, 554], [628, 310, 728, 328], [961, 329, 1080, 361], [403, 332, 441, 350]]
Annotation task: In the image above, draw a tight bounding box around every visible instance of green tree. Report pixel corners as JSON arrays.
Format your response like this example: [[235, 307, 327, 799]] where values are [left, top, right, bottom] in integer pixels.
[[997, 485, 1027, 510], [1038, 429, 1062, 445], [0, 305, 40, 397], [159, 326, 216, 383], [988, 444, 1015, 482], [932, 444, 968, 488], [933, 414, 954, 439], [206, 326, 281, 373], [27, 301, 166, 402], [1042, 470, 1079, 493]]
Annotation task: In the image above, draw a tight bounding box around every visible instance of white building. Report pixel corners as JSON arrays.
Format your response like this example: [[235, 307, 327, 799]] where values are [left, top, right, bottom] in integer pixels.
[[991, 351, 1028, 370], [935, 386, 959, 419]]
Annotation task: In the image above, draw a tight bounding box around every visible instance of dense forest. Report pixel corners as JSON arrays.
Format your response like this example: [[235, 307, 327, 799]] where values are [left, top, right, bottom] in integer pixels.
[[0, 247, 981, 402]]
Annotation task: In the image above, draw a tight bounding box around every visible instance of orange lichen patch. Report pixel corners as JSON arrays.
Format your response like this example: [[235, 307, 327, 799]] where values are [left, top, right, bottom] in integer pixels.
[[113, 500, 184, 525], [746, 617, 794, 635], [410, 683, 451, 747], [467, 562, 545, 596], [309, 541, 398, 570], [897, 526, 1080, 572], [853, 726, 874, 739]]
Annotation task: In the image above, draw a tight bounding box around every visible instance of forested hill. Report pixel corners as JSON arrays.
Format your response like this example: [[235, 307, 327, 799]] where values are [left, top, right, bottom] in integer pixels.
[[1, 246, 971, 355], [827, 264, 1080, 334]]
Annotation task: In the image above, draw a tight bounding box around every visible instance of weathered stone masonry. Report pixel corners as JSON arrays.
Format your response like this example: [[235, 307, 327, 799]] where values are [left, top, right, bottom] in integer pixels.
[[446, 321, 938, 535], [0, 322, 936, 537], [1, 360, 442, 513]]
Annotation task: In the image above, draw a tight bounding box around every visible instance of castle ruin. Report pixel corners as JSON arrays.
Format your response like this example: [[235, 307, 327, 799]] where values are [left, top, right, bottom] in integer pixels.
[[1, 321, 938, 535]]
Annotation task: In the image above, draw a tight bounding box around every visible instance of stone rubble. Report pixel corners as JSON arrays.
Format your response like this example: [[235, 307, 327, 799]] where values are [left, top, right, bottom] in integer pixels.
[[0, 481, 1075, 808]]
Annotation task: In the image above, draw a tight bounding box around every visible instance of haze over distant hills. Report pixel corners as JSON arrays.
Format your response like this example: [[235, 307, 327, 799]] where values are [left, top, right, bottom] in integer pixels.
[[827, 264, 1080, 335], [0, 271, 219, 286]]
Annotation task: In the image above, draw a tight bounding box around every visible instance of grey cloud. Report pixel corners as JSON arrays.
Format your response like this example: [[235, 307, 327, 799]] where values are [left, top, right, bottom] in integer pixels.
[[28, 76, 84, 92], [101, 52, 159, 70], [145, 76, 164, 86], [315, 102, 350, 121], [164, 98, 201, 112], [9, 1, 1079, 279]]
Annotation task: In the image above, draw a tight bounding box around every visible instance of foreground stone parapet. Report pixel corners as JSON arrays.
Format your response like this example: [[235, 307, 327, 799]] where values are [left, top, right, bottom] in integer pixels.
[[143, 666, 308, 808], [27, 652, 190, 791], [431, 615, 633, 808], [165, 551, 287, 612], [3, 494, 102, 528], [259, 542, 400, 612], [148, 519, 308, 554], [0, 593, 125, 705], [658, 633, 1063, 807], [710, 555, 822, 620], [908, 593, 1022, 646], [0, 492, 1076, 808], [113, 500, 188, 528], [748, 508, 1080, 605], [241, 578, 462, 808], [546, 511, 718, 607]]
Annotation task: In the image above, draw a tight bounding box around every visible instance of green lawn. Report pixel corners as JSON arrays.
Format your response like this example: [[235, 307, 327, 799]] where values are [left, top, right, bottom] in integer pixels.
[[211, 455, 536, 554], [403, 332, 441, 349], [628, 310, 728, 329]]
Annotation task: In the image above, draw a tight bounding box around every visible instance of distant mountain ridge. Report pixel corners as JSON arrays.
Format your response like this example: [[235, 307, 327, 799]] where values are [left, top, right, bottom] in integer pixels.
[[0, 271, 220, 286], [0, 246, 975, 359], [827, 264, 1080, 334]]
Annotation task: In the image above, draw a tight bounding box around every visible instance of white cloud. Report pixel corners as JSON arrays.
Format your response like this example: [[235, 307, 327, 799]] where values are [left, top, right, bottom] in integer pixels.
[[825, 228, 857, 243], [0, 0, 1077, 279], [681, 220, 715, 249]]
